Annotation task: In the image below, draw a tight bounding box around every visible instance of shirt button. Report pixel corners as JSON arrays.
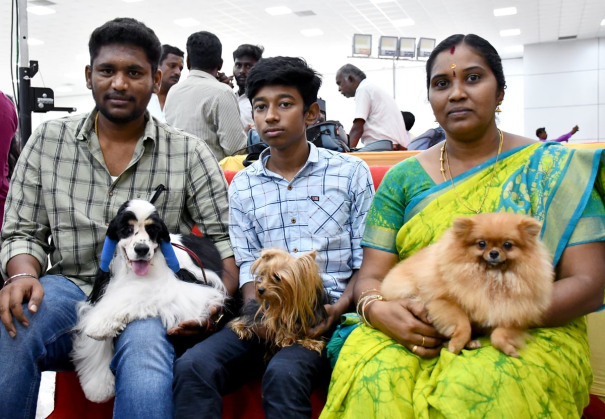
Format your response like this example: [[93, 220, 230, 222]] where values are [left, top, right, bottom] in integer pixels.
[[293, 248, 298, 253], [287, 185, 293, 191], [109, 192, 113, 196], [291, 218, 296, 224], [105, 222, 109, 226]]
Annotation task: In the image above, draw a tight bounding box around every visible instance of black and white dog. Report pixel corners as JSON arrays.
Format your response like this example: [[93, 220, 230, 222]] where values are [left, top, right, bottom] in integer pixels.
[[71, 199, 226, 402]]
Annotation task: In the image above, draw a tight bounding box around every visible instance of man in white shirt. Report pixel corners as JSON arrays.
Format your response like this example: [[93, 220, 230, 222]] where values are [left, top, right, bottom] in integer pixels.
[[148, 45, 184, 123], [165, 32, 246, 161], [232, 44, 264, 132], [335, 64, 409, 149]]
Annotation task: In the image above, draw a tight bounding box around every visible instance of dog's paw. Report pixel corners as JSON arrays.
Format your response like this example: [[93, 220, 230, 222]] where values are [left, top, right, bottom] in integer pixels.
[[465, 339, 482, 350], [84, 320, 126, 341], [298, 338, 325, 355], [228, 319, 255, 340], [80, 373, 115, 403], [491, 327, 527, 358]]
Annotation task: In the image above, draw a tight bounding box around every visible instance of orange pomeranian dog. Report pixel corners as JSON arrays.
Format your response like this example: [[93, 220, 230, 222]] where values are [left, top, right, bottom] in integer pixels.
[[229, 248, 328, 355], [381, 213, 554, 357]]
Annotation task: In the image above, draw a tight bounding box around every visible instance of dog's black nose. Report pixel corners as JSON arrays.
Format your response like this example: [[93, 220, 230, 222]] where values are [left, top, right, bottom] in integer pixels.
[[134, 244, 150, 256], [258, 287, 265, 295], [489, 250, 500, 259]]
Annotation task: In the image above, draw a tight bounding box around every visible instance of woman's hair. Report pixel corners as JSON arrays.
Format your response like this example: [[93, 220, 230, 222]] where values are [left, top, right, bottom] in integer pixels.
[[89, 18, 162, 74], [426, 34, 506, 96], [245, 57, 322, 113]]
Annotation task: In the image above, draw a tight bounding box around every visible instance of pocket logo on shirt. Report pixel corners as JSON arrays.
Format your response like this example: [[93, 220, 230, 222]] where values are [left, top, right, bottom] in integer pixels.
[[311, 196, 319, 201]]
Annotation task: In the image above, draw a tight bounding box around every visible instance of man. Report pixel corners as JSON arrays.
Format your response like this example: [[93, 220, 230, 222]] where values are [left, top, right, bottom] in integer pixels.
[[173, 57, 374, 419], [232, 44, 264, 130], [536, 125, 579, 143], [165, 31, 246, 161], [148, 44, 184, 123], [336, 64, 409, 149], [0, 18, 238, 419]]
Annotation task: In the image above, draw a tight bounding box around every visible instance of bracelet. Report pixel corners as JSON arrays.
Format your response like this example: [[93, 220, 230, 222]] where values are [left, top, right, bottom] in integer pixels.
[[3, 273, 38, 288], [356, 290, 382, 315], [359, 288, 381, 299], [361, 295, 384, 328]]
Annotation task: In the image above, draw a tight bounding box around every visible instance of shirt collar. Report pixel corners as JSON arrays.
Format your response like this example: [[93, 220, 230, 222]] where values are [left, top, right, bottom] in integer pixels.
[[187, 69, 219, 82], [256, 142, 320, 178], [76, 108, 158, 145]]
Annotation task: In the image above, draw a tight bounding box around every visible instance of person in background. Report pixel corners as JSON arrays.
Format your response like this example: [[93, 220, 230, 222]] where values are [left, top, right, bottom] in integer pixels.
[[165, 31, 246, 161], [401, 111, 416, 143], [148, 44, 185, 123], [233, 44, 264, 132], [335, 64, 409, 150], [536, 125, 579, 143], [0, 91, 18, 226]]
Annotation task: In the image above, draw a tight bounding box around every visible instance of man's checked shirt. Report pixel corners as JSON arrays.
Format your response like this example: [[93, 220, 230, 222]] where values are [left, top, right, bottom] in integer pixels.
[[229, 143, 374, 303], [0, 110, 233, 295]]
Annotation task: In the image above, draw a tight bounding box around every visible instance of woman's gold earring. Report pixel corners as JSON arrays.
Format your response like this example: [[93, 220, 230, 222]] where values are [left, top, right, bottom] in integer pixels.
[[495, 102, 502, 113]]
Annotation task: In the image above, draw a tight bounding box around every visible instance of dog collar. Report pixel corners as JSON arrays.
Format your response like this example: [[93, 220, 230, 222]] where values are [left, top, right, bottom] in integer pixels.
[[100, 237, 117, 272], [161, 241, 181, 273]]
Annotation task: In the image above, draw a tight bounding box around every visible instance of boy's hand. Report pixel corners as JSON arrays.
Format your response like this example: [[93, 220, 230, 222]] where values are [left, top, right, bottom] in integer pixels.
[[308, 303, 342, 338], [167, 305, 222, 336]]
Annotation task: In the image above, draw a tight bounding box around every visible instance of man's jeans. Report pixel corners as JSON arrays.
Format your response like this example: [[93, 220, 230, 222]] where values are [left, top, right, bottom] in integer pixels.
[[0, 275, 176, 419]]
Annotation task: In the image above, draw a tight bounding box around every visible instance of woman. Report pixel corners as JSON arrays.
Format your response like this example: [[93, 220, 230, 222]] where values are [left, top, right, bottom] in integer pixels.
[[321, 34, 605, 419]]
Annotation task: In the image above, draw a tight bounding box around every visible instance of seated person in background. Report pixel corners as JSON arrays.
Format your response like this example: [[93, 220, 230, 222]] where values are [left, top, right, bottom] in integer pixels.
[[173, 56, 375, 419], [147, 44, 185, 123], [536, 125, 579, 143], [0, 90, 18, 226], [401, 111, 416, 144], [407, 125, 445, 150], [0, 18, 238, 419], [322, 33, 605, 419], [335, 64, 409, 150], [165, 31, 246, 161]]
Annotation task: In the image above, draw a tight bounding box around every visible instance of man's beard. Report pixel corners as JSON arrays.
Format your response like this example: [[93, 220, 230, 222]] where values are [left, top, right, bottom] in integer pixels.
[[92, 85, 152, 124]]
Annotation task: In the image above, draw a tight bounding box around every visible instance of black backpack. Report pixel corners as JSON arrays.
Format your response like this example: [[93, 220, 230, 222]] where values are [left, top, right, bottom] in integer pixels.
[[305, 121, 350, 152]]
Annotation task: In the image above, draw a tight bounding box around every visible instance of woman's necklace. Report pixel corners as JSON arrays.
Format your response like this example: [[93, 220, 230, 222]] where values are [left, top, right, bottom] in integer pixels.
[[439, 129, 504, 214]]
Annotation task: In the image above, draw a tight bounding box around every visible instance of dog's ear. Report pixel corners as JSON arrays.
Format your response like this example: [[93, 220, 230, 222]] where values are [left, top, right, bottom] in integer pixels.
[[452, 217, 474, 237], [88, 270, 111, 305], [518, 217, 542, 239], [297, 250, 318, 269], [155, 212, 171, 243]]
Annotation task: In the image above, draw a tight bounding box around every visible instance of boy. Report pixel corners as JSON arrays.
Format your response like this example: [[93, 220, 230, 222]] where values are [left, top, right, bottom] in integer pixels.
[[173, 57, 374, 419]]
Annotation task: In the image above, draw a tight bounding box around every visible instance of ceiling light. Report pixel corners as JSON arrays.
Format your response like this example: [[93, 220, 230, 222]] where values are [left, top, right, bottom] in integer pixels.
[[174, 18, 200, 27], [55, 86, 73, 93], [27, 38, 44, 46], [301, 28, 323, 37], [27, 6, 56, 15], [265, 6, 292, 16], [505, 45, 524, 53], [392, 18, 414, 27], [494, 7, 517, 17], [371, 0, 396, 4], [500, 28, 521, 37], [601, 18, 605, 26]]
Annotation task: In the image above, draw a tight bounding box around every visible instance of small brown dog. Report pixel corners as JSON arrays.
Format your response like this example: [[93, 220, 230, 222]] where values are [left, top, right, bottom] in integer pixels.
[[381, 213, 554, 357], [229, 248, 328, 355]]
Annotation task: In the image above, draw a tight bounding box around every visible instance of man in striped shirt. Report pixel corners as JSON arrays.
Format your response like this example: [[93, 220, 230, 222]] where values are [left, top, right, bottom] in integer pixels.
[[164, 31, 247, 161], [174, 57, 375, 419], [0, 18, 238, 419]]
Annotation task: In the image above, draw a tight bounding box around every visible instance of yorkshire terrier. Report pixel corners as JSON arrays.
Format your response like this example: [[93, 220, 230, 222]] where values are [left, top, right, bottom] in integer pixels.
[[229, 248, 328, 355]]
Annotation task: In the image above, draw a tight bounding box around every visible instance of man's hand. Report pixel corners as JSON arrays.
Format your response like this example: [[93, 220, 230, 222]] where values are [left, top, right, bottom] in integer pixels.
[[167, 305, 222, 337], [216, 72, 234, 88], [0, 277, 44, 338]]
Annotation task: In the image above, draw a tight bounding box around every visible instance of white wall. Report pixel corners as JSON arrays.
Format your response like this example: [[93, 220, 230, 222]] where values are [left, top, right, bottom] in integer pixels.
[[523, 37, 605, 142]]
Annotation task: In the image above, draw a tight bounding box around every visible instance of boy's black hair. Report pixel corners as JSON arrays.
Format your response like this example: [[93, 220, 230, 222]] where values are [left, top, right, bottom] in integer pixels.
[[426, 34, 506, 99], [187, 31, 222, 71], [89, 18, 162, 73], [536, 127, 546, 138], [245, 57, 322, 113], [233, 44, 264, 61], [160, 44, 185, 64]]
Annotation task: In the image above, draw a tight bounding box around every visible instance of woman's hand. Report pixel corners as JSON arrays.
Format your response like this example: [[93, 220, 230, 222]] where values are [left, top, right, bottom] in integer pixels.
[[366, 298, 444, 358]]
